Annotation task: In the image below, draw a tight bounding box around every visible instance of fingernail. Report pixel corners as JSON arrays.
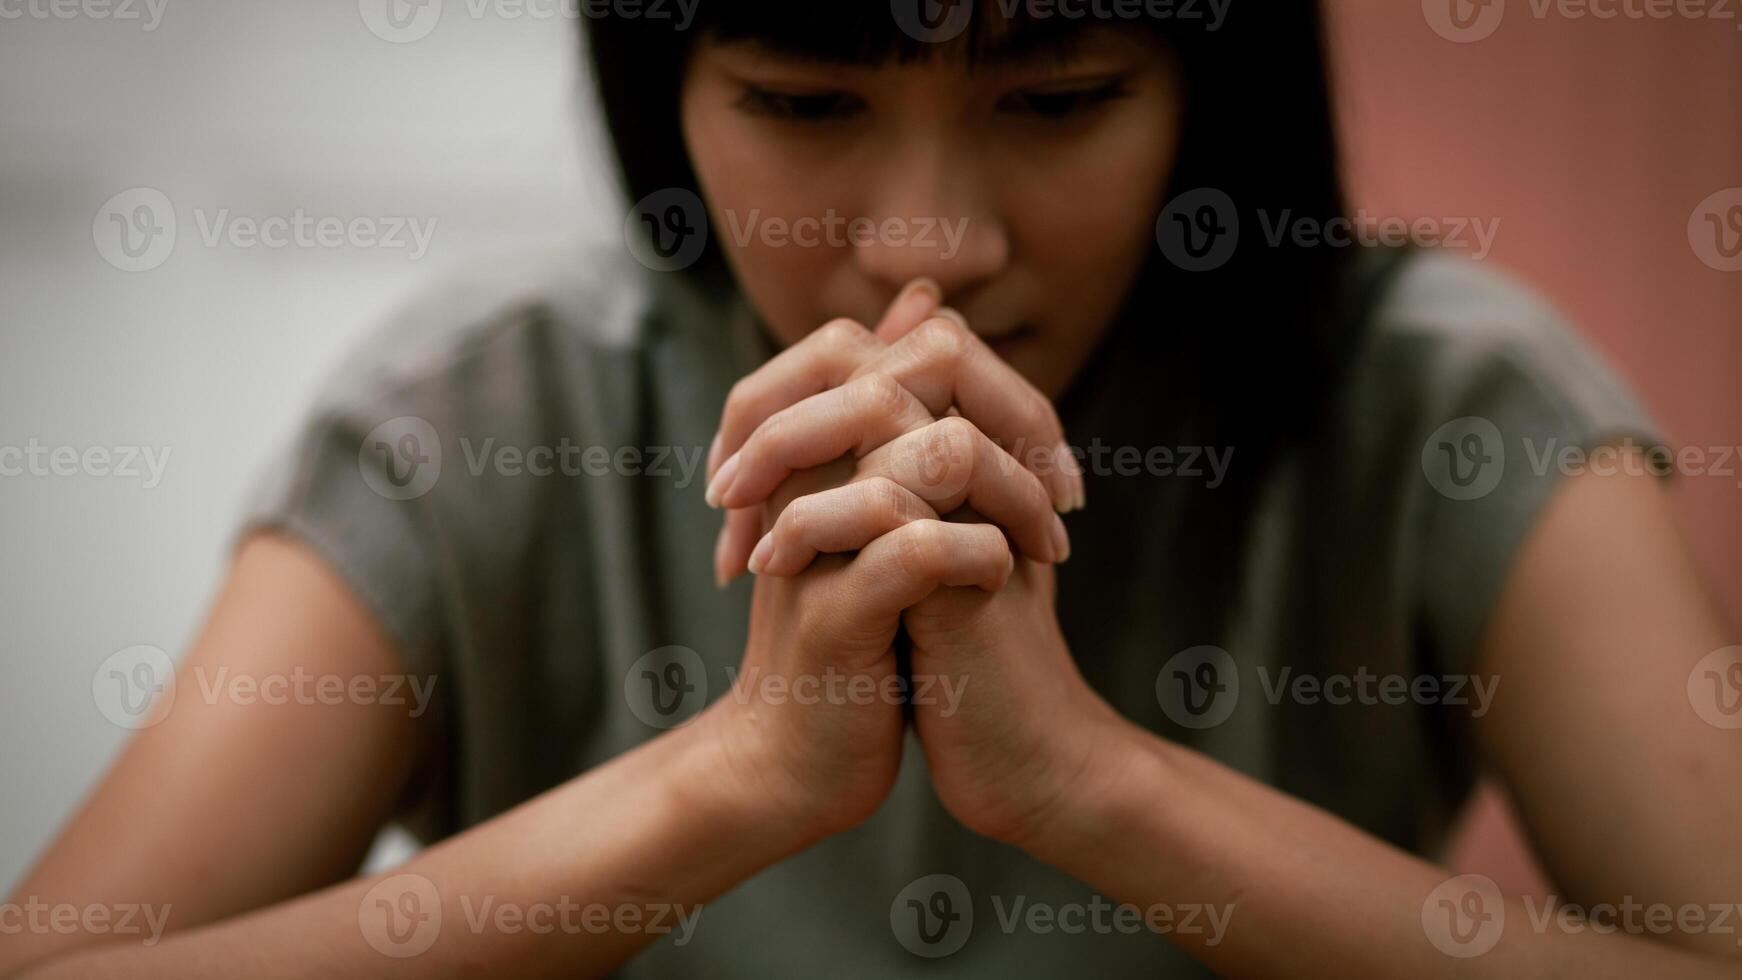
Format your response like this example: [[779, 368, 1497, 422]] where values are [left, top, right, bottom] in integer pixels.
[[713, 525, 731, 588], [1006, 552, 1016, 578], [705, 451, 740, 509], [747, 531, 774, 575], [1050, 513, 1070, 563], [1049, 469, 1073, 514], [1053, 441, 1084, 512], [935, 306, 969, 329], [904, 276, 942, 308], [706, 431, 722, 479]]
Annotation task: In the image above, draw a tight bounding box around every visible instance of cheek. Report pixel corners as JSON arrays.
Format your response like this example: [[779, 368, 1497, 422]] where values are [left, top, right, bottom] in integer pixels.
[[1011, 127, 1173, 290], [683, 112, 849, 347]]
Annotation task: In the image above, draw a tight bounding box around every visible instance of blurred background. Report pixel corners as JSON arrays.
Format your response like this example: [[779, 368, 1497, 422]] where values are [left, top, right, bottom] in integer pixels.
[[1, 0, 1737, 897]]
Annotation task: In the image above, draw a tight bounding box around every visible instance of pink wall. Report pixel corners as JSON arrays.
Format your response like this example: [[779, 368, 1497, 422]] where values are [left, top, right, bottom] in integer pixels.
[[1327, 1, 1742, 892]]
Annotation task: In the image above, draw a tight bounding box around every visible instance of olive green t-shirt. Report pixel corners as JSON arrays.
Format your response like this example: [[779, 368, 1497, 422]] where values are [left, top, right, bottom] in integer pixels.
[[238, 245, 1665, 977]]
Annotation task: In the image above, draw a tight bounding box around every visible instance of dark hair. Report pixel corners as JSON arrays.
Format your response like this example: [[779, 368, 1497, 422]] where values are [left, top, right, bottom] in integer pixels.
[[583, 2, 1368, 645]]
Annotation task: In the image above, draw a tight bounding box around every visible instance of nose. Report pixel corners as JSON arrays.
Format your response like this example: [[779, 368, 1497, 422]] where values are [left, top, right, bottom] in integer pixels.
[[851, 138, 1009, 303]]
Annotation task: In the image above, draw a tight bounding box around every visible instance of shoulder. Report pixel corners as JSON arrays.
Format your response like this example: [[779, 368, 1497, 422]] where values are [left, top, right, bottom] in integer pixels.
[[1347, 250, 1654, 438], [1321, 249, 1667, 672], [308, 240, 659, 423], [239, 243, 669, 670]]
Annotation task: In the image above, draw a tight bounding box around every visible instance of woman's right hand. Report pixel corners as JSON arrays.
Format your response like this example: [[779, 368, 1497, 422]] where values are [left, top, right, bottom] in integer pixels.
[[702, 459, 1016, 844]]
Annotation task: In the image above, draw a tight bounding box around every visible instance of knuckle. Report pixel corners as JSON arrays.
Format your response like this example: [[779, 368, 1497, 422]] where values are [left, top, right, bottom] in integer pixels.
[[911, 316, 973, 368], [913, 417, 976, 499], [751, 405, 788, 451], [934, 415, 981, 462], [779, 493, 809, 543], [895, 520, 947, 580], [933, 413, 979, 447], [848, 371, 907, 421], [861, 477, 908, 525], [819, 316, 869, 350]]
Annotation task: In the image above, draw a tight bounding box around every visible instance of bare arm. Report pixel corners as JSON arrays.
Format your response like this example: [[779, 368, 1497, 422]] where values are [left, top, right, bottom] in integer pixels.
[[0, 534, 805, 979], [1021, 461, 1742, 977]]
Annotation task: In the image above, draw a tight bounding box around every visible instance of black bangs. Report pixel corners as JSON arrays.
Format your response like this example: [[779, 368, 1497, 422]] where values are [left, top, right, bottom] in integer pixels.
[[685, 1, 1169, 70]]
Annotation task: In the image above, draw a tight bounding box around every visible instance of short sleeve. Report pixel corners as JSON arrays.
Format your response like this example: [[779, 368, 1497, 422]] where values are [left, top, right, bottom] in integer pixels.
[[1390, 256, 1673, 678], [235, 397, 450, 679]]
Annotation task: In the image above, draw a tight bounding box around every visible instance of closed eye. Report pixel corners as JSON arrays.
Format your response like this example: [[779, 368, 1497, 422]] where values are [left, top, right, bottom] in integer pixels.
[[735, 86, 865, 122], [998, 78, 1132, 119]]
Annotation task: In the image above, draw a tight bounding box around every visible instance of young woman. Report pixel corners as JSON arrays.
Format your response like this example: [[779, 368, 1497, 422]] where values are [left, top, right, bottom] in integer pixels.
[[6, 3, 1738, 977]]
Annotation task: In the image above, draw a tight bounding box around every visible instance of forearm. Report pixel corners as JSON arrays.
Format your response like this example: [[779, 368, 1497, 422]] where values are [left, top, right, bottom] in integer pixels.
[[15, 708, 803, 980], [1027, 725, 1734, 979]]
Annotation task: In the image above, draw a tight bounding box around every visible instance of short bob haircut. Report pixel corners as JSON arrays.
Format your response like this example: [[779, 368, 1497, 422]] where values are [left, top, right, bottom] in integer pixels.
[[583, 2, 1387, 641]]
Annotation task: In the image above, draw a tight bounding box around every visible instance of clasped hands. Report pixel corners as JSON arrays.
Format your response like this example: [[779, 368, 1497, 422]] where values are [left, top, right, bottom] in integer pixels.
[[696, 279, 1139, 860]]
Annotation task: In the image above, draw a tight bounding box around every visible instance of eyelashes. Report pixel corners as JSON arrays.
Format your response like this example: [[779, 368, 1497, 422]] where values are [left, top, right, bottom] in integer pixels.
[[734, 88, 864, 122], [733, 76, 1134, 124], [995, 78, 1133, 119]]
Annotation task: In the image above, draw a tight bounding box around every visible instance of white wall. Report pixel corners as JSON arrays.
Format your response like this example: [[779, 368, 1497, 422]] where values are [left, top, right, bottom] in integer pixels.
[[0, 0, 621, 890]]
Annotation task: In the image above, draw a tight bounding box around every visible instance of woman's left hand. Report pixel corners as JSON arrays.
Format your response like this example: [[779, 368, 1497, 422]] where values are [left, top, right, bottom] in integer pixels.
[[897, 545, 1138, 853]]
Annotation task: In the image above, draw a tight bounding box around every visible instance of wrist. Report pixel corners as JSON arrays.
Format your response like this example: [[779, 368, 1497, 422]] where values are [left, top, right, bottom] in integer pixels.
[[1017, 716, 1177, 872], [673, 699, 834, 854]]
